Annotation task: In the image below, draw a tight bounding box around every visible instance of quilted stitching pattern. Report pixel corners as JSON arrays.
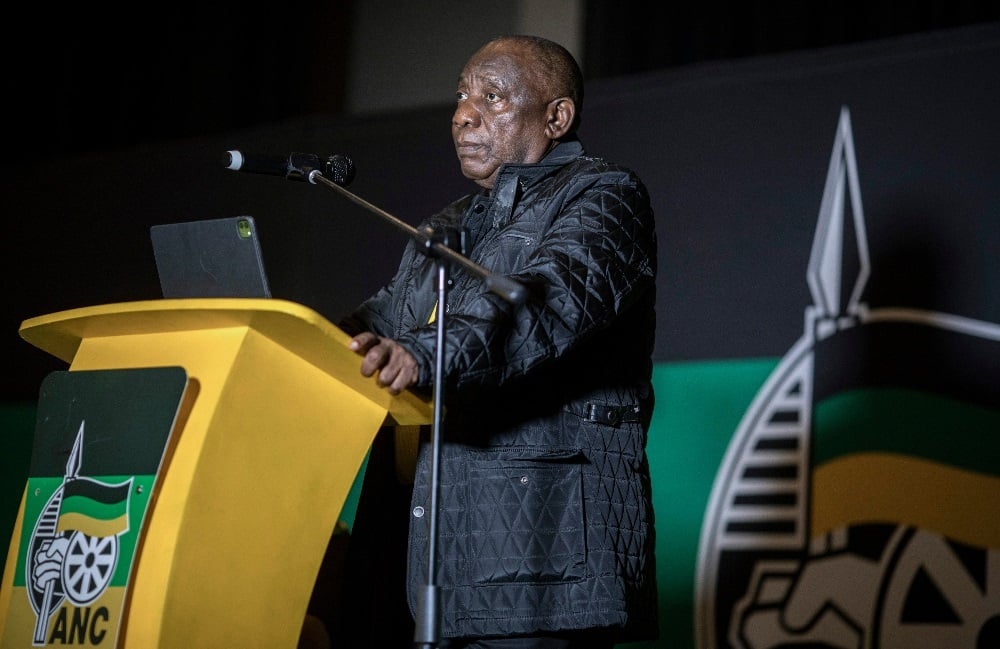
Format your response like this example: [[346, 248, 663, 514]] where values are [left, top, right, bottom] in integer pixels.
[[467, 460, 586, 584], [348, 142, 658, 640]]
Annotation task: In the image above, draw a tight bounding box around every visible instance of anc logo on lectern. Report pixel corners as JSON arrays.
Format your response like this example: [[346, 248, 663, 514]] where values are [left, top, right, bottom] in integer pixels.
[[697, 108, 1000, 649], [2, 366, 186, 648], [25, 421, 133, 646]]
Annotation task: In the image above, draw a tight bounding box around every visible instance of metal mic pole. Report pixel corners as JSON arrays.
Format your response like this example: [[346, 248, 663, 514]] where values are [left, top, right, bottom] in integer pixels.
[[412, 248, 451, 649]]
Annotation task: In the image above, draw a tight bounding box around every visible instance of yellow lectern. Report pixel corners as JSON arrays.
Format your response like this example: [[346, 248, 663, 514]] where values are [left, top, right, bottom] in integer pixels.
[[0, 298, 431, 648]]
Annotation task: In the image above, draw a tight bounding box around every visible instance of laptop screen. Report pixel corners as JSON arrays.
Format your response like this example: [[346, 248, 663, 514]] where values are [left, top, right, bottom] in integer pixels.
[[151, 216, 272, 298]]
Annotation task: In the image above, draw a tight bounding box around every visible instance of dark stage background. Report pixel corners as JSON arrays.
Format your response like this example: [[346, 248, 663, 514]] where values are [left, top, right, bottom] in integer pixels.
[[4, 5, 999, 402], [2, 8, 999, 649]]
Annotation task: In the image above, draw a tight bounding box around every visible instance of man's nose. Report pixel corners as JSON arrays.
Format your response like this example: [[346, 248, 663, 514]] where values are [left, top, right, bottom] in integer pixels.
[[453, 102, 480, 127]]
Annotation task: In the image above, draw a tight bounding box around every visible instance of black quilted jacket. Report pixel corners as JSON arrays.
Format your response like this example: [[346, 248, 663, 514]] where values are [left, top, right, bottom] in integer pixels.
[[340, 138, 659, 641]]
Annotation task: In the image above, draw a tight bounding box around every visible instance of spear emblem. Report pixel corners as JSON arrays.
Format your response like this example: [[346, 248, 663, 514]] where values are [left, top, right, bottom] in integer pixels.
[[31, 420, 84, 645]]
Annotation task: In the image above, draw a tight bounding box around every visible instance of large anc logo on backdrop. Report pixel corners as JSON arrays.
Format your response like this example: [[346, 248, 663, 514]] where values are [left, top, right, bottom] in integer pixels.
[[697, 108, 1000, 649]]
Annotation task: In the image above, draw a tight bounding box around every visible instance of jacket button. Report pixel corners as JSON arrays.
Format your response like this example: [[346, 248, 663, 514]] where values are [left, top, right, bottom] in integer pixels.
[[520, 475, 529, 485], [413, 506, 425, 518]]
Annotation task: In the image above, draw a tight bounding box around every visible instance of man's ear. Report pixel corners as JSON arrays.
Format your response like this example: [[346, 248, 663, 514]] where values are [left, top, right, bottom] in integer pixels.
[[545, 98, 575, 139]]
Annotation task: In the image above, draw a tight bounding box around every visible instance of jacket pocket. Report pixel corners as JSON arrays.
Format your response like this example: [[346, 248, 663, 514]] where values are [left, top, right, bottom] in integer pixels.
[[467, 455, 586, 584]]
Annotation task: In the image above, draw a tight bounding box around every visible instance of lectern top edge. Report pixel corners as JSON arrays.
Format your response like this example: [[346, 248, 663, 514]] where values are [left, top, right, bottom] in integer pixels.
[[19, 298, 335, 360], [18, 297, 433, 424]]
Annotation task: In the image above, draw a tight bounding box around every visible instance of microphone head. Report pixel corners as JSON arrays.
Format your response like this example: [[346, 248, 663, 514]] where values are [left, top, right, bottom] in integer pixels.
[[225, 150, 245, 170], [323, 154, 355, 186]]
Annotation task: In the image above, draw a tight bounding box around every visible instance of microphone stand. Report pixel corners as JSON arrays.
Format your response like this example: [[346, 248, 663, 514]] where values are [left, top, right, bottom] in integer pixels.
[[304, 167, 525, 649], [307, 166, 525, 305]]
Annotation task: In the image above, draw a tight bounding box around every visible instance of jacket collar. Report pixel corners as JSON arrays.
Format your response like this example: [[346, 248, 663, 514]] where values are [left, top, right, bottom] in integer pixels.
[[487, 138, 584, 225], [494, 137, 584, 183]]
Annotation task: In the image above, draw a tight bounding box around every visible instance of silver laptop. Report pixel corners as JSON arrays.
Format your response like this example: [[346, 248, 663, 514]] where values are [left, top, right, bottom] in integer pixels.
[[151, 216, 271, 298]]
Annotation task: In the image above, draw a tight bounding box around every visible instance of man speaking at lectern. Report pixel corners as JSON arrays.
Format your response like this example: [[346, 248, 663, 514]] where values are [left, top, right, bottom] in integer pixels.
[[338, 34, 658, 649]]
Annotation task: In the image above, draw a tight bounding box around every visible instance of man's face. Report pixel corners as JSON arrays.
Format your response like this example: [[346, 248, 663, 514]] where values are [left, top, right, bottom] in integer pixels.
[[452, 41, 554, 189]]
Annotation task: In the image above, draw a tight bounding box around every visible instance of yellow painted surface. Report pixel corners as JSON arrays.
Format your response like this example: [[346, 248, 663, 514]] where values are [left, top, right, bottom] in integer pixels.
[[4, 299, 431, 648]]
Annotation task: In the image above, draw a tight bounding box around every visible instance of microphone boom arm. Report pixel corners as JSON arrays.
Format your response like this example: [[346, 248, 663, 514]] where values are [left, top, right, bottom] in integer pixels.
[[307, 170, 526, 306]]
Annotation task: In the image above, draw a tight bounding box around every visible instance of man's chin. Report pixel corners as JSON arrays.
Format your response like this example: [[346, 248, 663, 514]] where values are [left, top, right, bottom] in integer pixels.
[[459, 162, 495, 184]]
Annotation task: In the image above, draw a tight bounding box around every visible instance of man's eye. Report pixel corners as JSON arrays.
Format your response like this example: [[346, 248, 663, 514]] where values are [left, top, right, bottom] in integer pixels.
[[456, 91, 468, 101], [485, 93, 500, 102]]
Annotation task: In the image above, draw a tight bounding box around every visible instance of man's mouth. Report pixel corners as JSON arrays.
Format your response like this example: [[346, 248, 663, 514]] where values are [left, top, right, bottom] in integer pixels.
[[456, 139, 484, 152]]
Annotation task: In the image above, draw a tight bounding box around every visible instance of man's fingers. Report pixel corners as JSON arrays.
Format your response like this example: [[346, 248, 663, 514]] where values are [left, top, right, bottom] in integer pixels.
[[350, 334, 419, 392], [349, 332, 379, 353], [361, 346, 391, 377], [375, 351, 418, 394], [383, 366, 415, 395]]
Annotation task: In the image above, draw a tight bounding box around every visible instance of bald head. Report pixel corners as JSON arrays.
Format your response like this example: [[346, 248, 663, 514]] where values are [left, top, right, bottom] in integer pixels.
[[452, 35, 584, 188], [479, 35, 584, 133]]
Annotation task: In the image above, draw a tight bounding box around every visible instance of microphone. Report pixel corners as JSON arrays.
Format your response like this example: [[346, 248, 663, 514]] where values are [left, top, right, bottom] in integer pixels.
[[224, 150, 355, 186]]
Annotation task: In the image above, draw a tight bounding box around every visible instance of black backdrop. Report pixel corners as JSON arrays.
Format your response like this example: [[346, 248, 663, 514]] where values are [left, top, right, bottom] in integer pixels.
[[3, 22, 1000, 401]]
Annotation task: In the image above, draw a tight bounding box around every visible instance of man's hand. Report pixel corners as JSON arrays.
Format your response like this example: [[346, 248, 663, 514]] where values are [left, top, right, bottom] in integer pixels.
[[349, 332, 420, 395]]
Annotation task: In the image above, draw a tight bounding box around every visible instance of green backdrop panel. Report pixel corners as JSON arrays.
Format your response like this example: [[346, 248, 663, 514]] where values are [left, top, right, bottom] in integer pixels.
[[621, 358, 776, 649]]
